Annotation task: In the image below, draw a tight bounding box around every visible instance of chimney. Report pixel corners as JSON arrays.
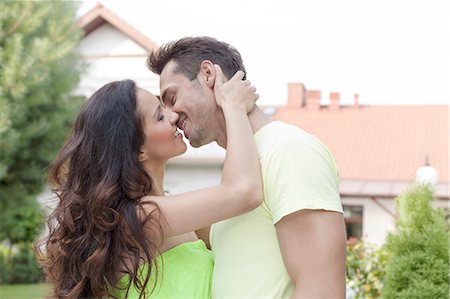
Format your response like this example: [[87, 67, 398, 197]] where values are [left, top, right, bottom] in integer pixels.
[[287, 83, 306, 108], [329, 92, 340, 111], [306, 90, 321, 111], [354, 93, 359, 108]]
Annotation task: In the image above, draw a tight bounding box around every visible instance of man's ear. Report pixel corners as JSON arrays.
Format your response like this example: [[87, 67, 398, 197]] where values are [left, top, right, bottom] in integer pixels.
[[199, 60, 215, 88]]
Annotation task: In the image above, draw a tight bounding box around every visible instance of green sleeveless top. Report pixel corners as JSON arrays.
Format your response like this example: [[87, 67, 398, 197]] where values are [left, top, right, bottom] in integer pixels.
[[113, 240, 213, 298]]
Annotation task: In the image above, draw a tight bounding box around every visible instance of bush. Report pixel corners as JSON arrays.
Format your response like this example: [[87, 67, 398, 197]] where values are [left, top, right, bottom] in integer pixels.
[[382, 184, 449, 299], [346, 238, 388, 299], [0, 242, 43, 284]]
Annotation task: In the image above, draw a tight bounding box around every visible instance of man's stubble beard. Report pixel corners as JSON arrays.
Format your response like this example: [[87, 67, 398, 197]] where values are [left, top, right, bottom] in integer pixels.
[[188, 81, 223, 148], [187, 115, 220, 148], [187, 127, 215, 148]]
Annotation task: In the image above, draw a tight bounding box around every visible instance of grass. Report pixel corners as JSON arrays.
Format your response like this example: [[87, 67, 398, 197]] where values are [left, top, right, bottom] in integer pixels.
[[0, 283, 50, 299]]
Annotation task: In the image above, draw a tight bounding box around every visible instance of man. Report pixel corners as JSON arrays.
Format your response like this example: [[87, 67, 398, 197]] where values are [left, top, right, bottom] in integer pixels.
[[148, 36, 347, 299]]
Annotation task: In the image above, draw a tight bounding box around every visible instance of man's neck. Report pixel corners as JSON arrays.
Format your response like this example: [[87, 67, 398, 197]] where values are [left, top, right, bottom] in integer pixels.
[[248, 106, 273, 135], [217, 106, 272, 149]]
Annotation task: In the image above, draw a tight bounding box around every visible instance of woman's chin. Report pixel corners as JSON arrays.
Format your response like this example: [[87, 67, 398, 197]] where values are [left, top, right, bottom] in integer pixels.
[[180, 145, 188, 155], [171, 145, 187, 159]]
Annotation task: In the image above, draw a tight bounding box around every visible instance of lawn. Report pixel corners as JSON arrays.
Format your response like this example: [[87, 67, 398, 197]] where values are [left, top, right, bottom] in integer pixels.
[[0, 283, 50, 299]]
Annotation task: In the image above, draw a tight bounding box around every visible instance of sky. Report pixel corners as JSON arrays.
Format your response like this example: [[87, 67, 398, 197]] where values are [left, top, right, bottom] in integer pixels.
[[77, 0, 450, 106]]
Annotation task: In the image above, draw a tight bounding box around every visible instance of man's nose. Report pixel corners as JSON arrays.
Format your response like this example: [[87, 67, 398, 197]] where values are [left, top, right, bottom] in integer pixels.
[[169, 110, 179, 124], [165, 102, 179, 114]]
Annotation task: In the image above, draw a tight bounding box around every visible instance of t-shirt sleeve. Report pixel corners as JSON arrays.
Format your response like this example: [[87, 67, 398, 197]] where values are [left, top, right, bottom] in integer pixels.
[[263, 134, 343, 225]]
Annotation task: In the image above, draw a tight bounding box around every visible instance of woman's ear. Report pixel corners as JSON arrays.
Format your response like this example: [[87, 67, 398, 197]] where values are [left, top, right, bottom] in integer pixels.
[[199, 60, 215, 88], [138, 149, 148, 162]]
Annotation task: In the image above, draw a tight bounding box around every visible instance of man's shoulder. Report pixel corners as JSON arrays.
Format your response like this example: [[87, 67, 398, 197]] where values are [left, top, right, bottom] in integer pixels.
[[257, 121, 303, 143], [257, 122, 337, 175], [258, 121, 325, 150]]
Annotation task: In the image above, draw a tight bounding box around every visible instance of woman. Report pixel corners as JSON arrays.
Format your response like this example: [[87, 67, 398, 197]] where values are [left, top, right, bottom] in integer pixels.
[[36, 66, 261, 298]]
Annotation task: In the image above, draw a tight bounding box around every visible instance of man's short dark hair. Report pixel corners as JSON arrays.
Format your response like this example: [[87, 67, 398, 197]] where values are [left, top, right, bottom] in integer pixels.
[[147, 36, 246, 80]]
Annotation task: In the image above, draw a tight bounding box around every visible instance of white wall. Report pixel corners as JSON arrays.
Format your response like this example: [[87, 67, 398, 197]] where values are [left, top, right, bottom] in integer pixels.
[[75, 23, 159, 97], [164, 164, 223, 195]]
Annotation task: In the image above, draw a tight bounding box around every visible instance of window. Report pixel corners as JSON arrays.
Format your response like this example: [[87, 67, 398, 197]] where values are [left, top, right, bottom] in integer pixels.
[[343, 205, 363, 240]]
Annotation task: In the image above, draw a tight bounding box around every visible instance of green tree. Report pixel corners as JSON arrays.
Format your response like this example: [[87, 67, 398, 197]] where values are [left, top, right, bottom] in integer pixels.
[[0, 1, 84, 244], [382, 184, 449, 299]]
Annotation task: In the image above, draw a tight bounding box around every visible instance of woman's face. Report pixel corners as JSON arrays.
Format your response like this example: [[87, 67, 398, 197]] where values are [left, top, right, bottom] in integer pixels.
[[136, 88, 187, 162]]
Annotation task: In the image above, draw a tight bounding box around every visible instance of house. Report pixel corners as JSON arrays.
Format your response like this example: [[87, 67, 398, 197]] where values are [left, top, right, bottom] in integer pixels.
[[73, 4, 449, 247]]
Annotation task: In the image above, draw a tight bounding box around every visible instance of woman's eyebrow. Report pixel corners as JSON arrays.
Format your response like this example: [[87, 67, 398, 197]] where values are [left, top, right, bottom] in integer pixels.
[[153, 105, 161, 119]]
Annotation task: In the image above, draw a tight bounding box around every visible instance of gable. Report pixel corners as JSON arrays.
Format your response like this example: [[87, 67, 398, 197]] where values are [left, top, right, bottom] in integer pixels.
[[78, 23, 148, 57]]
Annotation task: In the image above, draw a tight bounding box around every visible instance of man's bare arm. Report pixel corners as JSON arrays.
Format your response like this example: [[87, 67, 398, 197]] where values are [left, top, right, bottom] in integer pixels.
[[275, 209, 347, 299]]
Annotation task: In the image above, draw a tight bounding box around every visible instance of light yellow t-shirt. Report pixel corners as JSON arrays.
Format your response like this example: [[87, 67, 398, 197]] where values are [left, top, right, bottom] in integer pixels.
[[210, 121, 343, 299]]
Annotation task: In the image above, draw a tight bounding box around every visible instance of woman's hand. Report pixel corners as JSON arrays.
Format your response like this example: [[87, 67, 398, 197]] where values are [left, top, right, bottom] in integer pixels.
[[214, 64, 259, 113]]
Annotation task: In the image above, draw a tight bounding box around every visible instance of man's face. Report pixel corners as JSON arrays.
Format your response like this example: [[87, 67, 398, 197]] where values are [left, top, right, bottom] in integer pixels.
[[159, 60, 218, 148]]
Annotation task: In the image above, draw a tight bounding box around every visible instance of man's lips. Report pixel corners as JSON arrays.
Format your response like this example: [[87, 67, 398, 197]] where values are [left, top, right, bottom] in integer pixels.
[[177, 116, 188, 133]]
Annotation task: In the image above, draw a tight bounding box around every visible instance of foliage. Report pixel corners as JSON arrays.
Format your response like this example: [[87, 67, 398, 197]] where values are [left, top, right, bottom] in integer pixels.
[[0, 242, 43, 284], [346, 238, 388, 299], [382, 184, 449, 299], [0, 0, 84, 243]]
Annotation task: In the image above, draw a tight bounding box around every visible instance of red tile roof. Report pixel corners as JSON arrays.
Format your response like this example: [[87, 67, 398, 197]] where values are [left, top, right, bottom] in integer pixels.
[[273, 104, 448, 183]]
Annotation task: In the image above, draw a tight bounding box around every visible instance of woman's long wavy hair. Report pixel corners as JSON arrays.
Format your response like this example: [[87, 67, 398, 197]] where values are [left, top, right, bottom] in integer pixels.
[[36, 80, 162, 298]]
